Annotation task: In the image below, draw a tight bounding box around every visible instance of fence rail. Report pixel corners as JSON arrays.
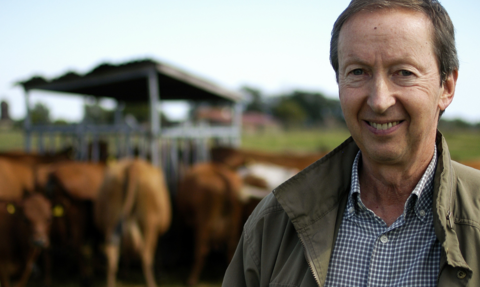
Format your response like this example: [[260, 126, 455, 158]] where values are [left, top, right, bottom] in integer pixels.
[[24, 122, 240, 193]]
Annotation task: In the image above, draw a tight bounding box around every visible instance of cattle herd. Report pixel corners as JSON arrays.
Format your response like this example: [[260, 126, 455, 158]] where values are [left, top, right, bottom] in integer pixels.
[[1, 146, 478, 287]]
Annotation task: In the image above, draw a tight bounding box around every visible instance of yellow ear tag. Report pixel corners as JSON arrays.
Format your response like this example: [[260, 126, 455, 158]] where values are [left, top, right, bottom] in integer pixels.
[[53, 205, 64, 217], [6, 204, 15, 214]]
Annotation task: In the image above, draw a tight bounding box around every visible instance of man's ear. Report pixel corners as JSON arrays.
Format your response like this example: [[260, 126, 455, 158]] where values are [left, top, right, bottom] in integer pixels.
[[439, 70, 458, 110]]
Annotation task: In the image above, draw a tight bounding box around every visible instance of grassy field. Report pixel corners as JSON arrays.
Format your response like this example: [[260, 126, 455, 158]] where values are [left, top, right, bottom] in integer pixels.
[[242, 127, 480, 162], [241, 128, 352, 154], [0, 129, 24, 151], [438, 130, 480, 161], [2, 128, 480, 161]]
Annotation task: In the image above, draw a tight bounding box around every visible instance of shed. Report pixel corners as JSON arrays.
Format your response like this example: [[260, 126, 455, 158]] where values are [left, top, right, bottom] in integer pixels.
[[17, 59, 243, 186]]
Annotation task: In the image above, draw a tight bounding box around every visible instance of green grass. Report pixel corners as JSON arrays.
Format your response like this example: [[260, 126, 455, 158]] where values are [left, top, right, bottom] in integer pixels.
[[241, 127, 352, 153], [0, 129, 24, 151], [440, 130, 480, 161], [1, 128, 480, 162], [241, 127, 480, 161]]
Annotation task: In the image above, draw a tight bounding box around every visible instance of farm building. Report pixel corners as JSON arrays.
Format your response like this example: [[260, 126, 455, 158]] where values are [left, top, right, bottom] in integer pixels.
[[17, 59, 243, 190]]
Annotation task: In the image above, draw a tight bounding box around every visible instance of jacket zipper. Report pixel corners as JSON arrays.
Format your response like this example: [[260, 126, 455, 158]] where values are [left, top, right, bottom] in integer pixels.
[[273, 188, 322, 286], [298, 234, 322, 287], [446, 159, 454, 229]]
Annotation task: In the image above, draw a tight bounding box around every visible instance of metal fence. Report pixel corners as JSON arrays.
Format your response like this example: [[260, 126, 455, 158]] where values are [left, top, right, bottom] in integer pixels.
[[25, 121, 240, 193]]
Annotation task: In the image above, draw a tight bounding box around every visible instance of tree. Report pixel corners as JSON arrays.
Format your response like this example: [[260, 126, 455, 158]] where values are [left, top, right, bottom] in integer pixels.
[[30, 102, 51, 124], [241, 86, 266, 113], [272, 98, 307, 128], [83, 103, 114, 124], [288, 91, 343, 126], [123, 103, 150, 123], [53, 119, 69, 126]]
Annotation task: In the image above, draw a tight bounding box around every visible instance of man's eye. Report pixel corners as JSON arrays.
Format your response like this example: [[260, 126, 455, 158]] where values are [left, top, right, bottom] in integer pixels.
[[399, 70, 413, 76], [352, 69, 363, 75]]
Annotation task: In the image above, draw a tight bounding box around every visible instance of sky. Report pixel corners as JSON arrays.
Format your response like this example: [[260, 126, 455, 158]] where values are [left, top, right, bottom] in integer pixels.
[[1, 0, 480, 122]]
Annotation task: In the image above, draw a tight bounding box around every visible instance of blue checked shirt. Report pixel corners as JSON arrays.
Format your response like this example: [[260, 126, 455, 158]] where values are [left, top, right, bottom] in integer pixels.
[[324, 148, 441, 286]]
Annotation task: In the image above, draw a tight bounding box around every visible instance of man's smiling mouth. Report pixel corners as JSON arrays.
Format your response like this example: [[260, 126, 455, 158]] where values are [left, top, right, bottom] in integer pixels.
[[368, 121, 401, 130]]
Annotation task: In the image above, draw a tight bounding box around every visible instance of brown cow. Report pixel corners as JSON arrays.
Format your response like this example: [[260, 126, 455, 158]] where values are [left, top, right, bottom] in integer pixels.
[[0, 158, 35, 200], [94, 159, 171, 287], [41, 161, 107, 200], [177, 162, 243, 286], [174, 147, 317, 286], [460, 159, 480, 170], [0, 157, 57, 286], [0, 193, 52, 287], [0, 148, 73, 166], [211, 146, 327, 171], [238, 149, 327, 170], [36, 161, 107, 285]]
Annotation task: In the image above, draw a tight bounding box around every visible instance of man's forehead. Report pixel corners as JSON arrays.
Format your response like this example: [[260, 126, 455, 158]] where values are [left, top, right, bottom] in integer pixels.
[[337, 7, 438, 70], [338, 8, 434, 50], [341, 7, 432, 34]]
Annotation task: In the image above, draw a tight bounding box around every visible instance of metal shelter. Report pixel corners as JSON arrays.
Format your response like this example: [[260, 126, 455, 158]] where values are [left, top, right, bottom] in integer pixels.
[[17, 59, 243, 182]]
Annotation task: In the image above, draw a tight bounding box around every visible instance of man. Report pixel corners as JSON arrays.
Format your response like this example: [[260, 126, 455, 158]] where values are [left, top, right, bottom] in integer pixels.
[[223, 0, 480, 286]]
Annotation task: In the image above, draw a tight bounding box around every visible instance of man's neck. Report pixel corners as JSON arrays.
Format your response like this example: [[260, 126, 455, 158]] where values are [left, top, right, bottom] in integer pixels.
[[358, 149, 434, 226]]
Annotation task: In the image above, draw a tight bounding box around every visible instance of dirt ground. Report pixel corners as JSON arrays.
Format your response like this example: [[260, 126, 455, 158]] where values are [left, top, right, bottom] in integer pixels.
[[26, 269, 223, 287], [21, 225, 227, 287], [24, 255, 225, 287]]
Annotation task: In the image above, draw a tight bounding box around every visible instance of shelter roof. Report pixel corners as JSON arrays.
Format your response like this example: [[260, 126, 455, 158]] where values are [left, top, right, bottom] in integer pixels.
[[17, 59, 242, 103]]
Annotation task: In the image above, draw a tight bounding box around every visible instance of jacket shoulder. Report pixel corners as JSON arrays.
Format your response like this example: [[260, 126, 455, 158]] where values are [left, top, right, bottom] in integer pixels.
[[452, 161, 480, 187], [451, 161, 480, 225], [244, 193, 288, 232]]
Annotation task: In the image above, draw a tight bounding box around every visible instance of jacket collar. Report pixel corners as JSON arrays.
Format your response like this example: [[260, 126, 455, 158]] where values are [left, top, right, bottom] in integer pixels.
[[273, 137, 357, 231], [273, 132, 471, 285], [273, 137, 358, 285], [433, 132, 471, 272]]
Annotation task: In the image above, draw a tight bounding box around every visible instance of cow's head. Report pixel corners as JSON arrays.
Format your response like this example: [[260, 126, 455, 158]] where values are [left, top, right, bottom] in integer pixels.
[[22, 193, 52, 248]]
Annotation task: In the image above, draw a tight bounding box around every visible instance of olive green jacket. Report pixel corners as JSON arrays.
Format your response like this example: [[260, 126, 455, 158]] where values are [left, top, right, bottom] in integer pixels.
[[223, 134, 480, 287]]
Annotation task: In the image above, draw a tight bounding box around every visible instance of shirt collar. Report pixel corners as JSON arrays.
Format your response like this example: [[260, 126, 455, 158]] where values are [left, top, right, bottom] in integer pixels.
[[346, 146, 437, 221]]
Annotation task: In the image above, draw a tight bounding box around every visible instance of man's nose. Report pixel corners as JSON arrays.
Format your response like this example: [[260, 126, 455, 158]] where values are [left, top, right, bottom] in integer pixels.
[[367, 74, 395, 114]]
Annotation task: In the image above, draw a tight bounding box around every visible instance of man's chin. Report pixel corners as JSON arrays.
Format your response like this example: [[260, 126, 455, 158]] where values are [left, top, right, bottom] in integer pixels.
[[361, 146, 407, 166]]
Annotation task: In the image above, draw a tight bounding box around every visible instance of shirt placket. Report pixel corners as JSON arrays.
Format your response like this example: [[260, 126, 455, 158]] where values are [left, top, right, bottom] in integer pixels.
[[361, 204, 406, 287]]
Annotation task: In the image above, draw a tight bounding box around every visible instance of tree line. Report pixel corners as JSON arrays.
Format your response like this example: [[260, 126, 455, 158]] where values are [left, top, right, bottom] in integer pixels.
[[241, 86, 345, 129], [8, 89, 480, 131], [240, 86, 480, 131]]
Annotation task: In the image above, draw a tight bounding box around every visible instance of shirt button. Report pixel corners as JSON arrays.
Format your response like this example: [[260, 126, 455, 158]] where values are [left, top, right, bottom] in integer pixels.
[[419, 210, 426, 217], [380, 235, 389, 243], [457, 270, 467, 279], [348, 207, 354, 213]]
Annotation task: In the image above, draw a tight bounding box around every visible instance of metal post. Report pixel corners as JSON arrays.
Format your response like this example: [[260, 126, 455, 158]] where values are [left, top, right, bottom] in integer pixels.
[[169, 139, 179, 194], [38, 132, 44, 154], [114, 101, 124, 125], [115, 101, 124, 159], [49, 132, 56, 154], [148, 68, 161, 167], [140, 133, 147, 159], [232, 102, 243, 147], [92, 133, 99, 162], [126, 130, 131, 157], [24, 90, 32, 152], [79, 97, 88, 160]]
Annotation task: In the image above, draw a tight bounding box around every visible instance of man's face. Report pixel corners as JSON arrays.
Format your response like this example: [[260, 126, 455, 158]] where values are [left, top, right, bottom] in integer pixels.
[[337, 8, 456, 166]]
